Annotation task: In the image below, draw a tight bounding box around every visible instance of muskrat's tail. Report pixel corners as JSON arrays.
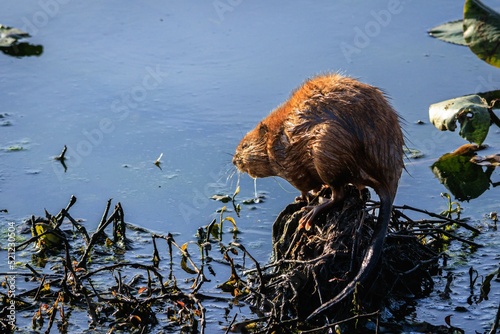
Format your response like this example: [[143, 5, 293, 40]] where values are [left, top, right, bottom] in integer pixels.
[[306, 190, 393, 321]]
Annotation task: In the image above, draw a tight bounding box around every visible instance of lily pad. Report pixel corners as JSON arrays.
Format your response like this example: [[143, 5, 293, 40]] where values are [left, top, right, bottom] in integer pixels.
[[404, 147, 425, 159], [428, 19, 467, 45], [429, 95, 490, 145], [431, 145, 492, 201], [210, 194, 232, 203], [428, 0, 500, 67], [6, 145, 25, 152], [0, 24, 30, 48], [463, 0, 500, 68]]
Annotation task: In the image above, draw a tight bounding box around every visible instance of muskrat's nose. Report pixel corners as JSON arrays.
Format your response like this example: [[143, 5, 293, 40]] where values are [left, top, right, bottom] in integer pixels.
[[232, 153, 239, 166], [232, 154, 244, 171]]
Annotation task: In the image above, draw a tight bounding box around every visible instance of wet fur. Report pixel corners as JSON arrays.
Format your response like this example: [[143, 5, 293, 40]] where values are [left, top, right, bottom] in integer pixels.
[[233, 73, 404, 316]]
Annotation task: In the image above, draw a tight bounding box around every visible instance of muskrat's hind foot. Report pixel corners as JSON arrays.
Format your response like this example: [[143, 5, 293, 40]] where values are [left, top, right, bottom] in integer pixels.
[[299, 187, 345, 230], [298, 199, 336, 231], [295, 191, 311, 203]]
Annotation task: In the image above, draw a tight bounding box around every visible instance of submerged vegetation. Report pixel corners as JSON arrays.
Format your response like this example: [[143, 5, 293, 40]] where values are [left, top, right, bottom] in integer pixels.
[[1, 0, 499, 333], [0, 189, 497, 333]]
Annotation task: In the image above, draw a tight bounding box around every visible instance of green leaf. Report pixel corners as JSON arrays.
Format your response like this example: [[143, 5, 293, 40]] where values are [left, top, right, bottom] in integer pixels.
[[429, 95, 490, 145], [479, 268, 498, 300], [209, 222, 220, 240], [431, 145, 492, 201], [428, 20, 467, 45], [463, 0, 500, 67]]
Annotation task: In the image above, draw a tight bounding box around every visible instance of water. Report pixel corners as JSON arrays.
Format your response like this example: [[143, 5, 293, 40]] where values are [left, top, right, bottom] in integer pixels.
[[1, 1, 499, 332]]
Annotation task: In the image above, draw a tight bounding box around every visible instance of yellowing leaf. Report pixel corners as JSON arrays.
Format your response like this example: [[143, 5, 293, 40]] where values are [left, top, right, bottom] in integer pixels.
[[129, 315, 142, 326], [105, 238, 113, 247], [429, 95, 490, 145], [464, 0, 500, 68], [180, 256, 197, 274], [233, 186, 240, 198], [223, 217, 238, 232], [181, 242, 188, 252], [33, 223, 63, 249]]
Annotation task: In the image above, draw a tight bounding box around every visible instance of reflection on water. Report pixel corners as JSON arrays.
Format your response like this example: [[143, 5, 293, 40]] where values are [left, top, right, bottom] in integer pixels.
[[431, 144, 495, 201], [1, 1, 499, 332], [0, 42, 43, 57]]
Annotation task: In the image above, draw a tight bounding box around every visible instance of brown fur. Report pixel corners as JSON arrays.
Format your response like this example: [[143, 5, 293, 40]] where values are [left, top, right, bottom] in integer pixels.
[[233, 73, 404, 203], [233, 73, 405, 316]]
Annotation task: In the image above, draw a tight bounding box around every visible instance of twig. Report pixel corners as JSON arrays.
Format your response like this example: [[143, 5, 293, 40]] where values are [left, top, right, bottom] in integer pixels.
[[397, 256, 441, 277], [152, 236, 160, 268], [54, 145, 67, 161], [25, 263, 42, 278], [243, 253, 335, 275], [15, 227, 66, 251], [33, 275, 47, 301], [395, 205, 481, 234], [490, 302, 500, 334], [62, 209, 90, 243], [229, 242, 264, 291], [191, 294, 206, 334], [55, 195, 77, 228], [225, 313, 238, 334], [0, 290, 33, 308], [43, 295, 59, 334], [80, 262, 164, 284], [300, 310, 380, 333], [412, 227, 481, 248], [98, 199, 112, 230], [489, 107, 500, 128], [155, 233, 201, 274], [77, 202, 121, 269]]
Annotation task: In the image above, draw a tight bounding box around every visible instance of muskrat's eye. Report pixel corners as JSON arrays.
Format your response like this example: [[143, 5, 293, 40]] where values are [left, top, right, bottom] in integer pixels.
[[259, 124, 269, 137]]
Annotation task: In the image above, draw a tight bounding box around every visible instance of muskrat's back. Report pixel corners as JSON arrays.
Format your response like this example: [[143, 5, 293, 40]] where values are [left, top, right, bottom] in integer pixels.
[[234, 73, 404, 201]]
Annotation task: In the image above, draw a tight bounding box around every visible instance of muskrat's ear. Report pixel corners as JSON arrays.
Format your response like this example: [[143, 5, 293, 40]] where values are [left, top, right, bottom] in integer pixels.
[[258, 123, 268, 137]]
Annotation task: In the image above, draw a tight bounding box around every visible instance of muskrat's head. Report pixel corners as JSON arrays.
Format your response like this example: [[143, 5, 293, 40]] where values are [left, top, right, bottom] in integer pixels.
[[232, 122, 275, 178]]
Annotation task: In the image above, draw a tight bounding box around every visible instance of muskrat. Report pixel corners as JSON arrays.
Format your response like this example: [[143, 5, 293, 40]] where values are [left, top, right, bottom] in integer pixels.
[[232, 73, 404, 317]]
